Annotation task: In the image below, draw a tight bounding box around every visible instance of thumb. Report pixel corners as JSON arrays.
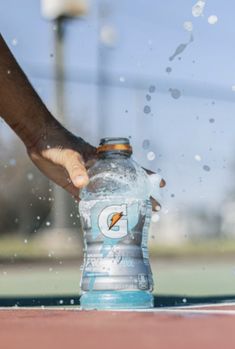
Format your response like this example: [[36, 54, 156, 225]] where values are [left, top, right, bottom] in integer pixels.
[[63, 150, 89, 188], [42, 148, 89, 188]]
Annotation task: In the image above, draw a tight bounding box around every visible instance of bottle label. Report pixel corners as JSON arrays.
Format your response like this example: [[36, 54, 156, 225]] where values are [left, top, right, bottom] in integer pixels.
[[98, 204, 128, 239], [87, 199, 140, 241]]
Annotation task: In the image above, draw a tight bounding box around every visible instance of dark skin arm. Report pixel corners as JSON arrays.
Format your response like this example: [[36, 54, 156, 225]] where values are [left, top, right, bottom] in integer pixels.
[[0, 34, 97, 199], [0, 34, 165, 204]]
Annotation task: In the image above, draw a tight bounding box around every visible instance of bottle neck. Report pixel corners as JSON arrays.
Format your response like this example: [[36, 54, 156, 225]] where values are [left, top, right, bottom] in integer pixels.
[[98, 151, 131, 159]]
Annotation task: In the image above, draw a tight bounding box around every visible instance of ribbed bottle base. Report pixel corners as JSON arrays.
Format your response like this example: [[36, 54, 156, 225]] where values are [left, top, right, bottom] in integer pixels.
[[80, 290, 154, 310]]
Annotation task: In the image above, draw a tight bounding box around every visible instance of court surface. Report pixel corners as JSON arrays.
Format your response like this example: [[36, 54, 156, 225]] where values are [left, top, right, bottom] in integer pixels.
[[1, 303, 235, 349]]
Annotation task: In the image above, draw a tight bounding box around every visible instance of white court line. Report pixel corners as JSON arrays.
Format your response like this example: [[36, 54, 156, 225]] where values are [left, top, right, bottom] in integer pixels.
[[0, 303, 235, 316]]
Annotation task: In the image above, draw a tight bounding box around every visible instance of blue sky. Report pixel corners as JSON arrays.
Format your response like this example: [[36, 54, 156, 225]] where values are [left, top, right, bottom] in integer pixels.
[[1, 0, 235, 213]]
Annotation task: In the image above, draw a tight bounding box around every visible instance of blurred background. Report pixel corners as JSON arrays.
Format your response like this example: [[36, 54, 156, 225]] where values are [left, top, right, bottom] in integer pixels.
[[0, 0, 235, 300]]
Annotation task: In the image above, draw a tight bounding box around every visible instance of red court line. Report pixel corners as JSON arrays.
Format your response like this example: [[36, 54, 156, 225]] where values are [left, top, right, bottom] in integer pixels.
[[0, 308, 235, 349]]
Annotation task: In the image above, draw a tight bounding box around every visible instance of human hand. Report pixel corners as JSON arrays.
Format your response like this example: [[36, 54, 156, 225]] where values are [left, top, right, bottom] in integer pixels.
[[27, 125, 97, 199]]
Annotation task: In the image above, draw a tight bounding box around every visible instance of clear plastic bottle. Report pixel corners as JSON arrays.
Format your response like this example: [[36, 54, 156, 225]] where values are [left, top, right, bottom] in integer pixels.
[[79, 137, 162, 309]]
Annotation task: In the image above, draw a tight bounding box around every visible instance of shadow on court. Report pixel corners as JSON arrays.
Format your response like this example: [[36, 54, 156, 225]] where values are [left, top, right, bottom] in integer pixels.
[[1, 294, 235, 308]]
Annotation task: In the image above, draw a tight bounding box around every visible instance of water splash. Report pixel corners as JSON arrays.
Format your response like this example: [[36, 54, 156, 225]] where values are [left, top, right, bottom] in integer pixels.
[[143, 105, 151, 114], [169, 34, 194, 61], [194, 154, 202, 162], [208, 15, 218, 25], [203, 165, 211, 172], [147, 151, 155, 161], [183, 21, 193, 32], [149, 85, 156, 93], [192, 0, 206, 17], [169, 88, 181, 99], [165, 67, 172, 73]]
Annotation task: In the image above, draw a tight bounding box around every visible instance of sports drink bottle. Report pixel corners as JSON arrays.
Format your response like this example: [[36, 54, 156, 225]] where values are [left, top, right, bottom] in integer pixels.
[[79, 137, 163, 309]]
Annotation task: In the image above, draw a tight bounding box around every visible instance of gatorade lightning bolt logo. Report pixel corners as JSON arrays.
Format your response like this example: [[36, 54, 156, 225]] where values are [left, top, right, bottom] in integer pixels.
[[98, 204, 128, 239], [108, 212, 124, 230]]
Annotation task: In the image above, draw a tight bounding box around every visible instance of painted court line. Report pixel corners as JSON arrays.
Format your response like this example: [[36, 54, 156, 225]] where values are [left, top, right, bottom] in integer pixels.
[[0, 303, 235, 315]]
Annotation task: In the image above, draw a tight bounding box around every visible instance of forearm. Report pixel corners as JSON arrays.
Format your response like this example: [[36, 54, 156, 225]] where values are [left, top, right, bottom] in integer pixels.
[[0, 34, 60, 147], [0, 34, 95, 162]]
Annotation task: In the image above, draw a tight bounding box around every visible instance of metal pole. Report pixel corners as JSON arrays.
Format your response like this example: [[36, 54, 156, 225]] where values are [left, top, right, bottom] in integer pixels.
[[97, 1, 111, 139], [52, 17, 68, 229]]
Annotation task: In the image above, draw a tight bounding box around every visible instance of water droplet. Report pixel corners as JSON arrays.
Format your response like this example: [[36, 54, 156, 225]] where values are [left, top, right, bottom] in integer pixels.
[[36, 216, 40, 220], [46, 221, 51, 227], [27, 173, 34, 181], [203, 165, 211, 172], [143, 105, 151, 114], [70, 299, 75, 305], [59, 299, 64, 305], [7, 70, 11, 75], [155, 205, 161, 211], [171, 193, 175, 198], [49, 267, 53, 272], [169, 38, 193, 61], [183, 21, 193, 31], [165, 67, 172, 73], [209, 118, 215, 123], [147, 151, 155, 161], [182, 297, 187, 303], [151, 213, 160, 223], [12, 38, 18, 46], [232, 85, 235, 92], [119, 76, 125, 83], [142, 139, 150, 149], [192, 0, 206, 17], [194, 154, 202, 162], [149, 85, 156, 93], [208, 15, 218, 24], [100, 25, 117, 46], [146, 94, 151, 101], [169, 88, 181, 99], [24, 239, 28, 244]]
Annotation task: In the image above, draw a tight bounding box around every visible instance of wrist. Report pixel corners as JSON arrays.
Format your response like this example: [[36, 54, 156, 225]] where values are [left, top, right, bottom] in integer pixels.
[[28, 119, 97, 164]]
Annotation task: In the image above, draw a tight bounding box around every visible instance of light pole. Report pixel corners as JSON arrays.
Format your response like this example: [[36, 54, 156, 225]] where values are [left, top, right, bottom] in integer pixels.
[[97, 1, 117, 138], [41, 0, 88, 230]]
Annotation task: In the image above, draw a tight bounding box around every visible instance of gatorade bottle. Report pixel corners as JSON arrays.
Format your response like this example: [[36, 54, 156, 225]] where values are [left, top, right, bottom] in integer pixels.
[[79, 137, 163, 310]]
